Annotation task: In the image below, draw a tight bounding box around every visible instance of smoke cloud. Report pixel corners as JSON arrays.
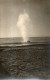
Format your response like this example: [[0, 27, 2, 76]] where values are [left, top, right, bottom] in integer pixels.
[[17, 10, 31, 42]]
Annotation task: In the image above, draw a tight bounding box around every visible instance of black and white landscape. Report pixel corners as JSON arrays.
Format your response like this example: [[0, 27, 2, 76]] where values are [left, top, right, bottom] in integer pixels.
[[0, 0, 50, 79], [0, 37, 50, 79]]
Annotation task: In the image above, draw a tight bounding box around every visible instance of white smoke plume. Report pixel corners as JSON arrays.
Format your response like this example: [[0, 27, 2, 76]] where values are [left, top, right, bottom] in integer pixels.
[[16, 10, 30, 42]]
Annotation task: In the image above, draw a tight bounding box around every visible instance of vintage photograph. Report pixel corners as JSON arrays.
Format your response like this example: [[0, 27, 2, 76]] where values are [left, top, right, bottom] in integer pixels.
[[0, 0, 50, 79]]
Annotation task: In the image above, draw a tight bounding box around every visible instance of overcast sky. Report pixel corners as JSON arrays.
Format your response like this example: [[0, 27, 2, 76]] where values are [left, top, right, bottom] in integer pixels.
[[0, 0, 50, 38]]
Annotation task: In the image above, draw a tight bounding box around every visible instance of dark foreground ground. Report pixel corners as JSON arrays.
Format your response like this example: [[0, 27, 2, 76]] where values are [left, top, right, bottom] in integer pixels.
[[0, 44, 50, 79]]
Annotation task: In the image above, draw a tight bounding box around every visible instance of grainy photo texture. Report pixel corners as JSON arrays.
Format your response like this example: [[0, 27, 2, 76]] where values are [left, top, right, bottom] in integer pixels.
[[0, 0, 50, 80]]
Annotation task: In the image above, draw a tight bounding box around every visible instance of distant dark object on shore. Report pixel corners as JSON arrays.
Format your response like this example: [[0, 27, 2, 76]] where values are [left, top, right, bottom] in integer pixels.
[[27, 40, 31, 43]]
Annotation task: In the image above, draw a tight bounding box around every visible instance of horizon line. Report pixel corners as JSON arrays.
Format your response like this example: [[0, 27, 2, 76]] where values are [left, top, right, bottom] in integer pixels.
[[0, 36, 50, 39]]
